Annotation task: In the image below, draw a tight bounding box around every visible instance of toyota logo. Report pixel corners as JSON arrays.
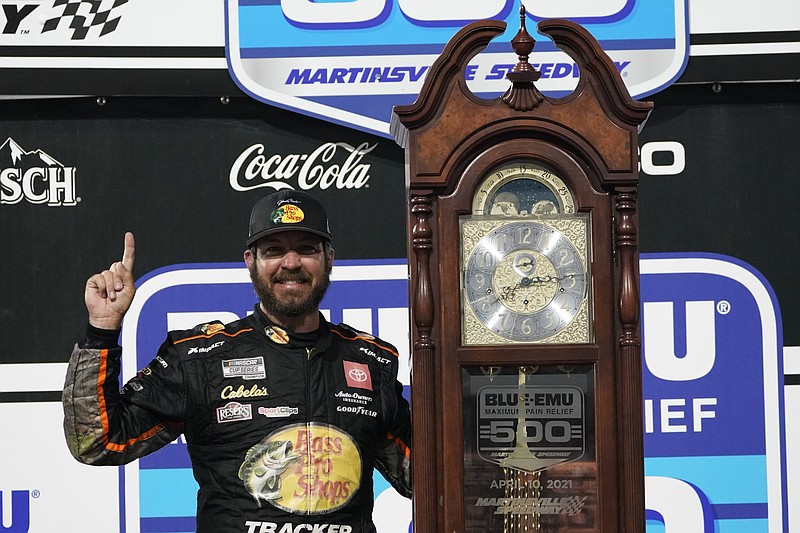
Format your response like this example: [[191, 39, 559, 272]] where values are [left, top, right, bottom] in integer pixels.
[[348, 368, 368, 382]]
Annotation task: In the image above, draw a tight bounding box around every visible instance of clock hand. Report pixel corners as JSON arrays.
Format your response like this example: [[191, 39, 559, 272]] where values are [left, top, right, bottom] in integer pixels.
[[497, 272, 577, 304], [497, 284, 519, 302], [499, 274, 556, 300], [525, 273, 576, 284]]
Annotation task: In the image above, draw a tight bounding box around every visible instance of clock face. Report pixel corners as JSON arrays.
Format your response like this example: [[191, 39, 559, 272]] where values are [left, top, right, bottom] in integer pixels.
[[461, 217, 590, 344], [472, 160, 576, 216]]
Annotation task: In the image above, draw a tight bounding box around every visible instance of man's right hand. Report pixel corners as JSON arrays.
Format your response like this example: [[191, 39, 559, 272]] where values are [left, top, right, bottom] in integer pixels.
[[85, 232, 136, 331]]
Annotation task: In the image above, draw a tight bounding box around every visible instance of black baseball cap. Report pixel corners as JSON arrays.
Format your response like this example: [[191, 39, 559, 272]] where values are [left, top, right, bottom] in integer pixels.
[[246, 190, 332, 246]]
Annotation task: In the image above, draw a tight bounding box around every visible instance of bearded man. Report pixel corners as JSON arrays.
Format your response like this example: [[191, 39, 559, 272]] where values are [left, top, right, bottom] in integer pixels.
[[63, 190, 412, 533]]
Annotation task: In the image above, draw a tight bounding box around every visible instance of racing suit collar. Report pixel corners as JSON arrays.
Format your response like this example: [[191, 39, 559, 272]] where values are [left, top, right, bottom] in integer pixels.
[[251, 304, 333, 353]]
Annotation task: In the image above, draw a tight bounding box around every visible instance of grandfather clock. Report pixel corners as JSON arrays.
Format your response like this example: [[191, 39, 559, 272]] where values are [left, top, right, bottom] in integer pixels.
[[391, 8, 652, 533]]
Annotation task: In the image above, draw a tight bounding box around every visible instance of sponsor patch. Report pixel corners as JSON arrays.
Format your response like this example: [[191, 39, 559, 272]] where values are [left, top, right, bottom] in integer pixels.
[[271, 204, 304, 225], [358, 345, 390, 364], [239, 423, 361, 514], [217, 402, 253, 424], [353, 330, 375, 341], [336, 405, 377, 418], [265, 325, 290, 345], [343, 360, 372, 391], [188, 340, 226, 355], [258, 406, 299, 418], [221, 384, 269, 400], [334, 390, 373, 405], [222, 356, 266, 380], [200, 322, 225, 335], [243, 522, 353, 533]]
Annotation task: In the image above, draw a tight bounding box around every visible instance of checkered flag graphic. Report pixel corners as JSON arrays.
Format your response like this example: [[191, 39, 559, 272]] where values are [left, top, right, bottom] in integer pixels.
[[562, 496, 589, 517], [43, 0, 129, 40]]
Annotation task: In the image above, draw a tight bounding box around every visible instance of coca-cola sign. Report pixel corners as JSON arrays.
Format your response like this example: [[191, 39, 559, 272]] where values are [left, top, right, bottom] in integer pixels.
[[230, 141, 376, 192]]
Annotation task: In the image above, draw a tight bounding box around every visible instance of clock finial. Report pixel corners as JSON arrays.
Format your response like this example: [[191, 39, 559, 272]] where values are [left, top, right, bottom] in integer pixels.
[[502, 3, 544, 110], [509, 4, 539, 79]]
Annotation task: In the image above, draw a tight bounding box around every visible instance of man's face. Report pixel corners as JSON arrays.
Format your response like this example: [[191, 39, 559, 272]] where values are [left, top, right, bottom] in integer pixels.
[[245, 231, 333, 320]]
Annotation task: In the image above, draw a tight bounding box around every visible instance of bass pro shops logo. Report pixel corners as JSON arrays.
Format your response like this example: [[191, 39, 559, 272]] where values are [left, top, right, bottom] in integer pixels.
[[2, 0, 128, 39], [0, 138, 78, 206]]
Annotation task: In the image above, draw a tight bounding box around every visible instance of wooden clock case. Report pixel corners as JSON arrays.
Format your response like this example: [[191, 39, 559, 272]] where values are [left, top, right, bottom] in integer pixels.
[[391, 12, 652, 533]]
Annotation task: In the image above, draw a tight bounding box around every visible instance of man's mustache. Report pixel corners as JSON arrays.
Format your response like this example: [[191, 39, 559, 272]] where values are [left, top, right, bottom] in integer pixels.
[[273, 273, 312, 283]]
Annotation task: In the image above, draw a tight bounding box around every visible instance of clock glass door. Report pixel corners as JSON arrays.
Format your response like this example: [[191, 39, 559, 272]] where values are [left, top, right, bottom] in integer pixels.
[[462, 364, 598, 532]]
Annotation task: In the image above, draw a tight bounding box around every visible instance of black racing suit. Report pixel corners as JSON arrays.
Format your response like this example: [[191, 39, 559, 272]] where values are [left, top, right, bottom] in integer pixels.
[[62, 306, 411, 533]]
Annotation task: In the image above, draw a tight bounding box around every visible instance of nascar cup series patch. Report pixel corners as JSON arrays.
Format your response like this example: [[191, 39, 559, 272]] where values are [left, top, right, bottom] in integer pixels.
[[222, 356, 267, 380], [224, 0, 688, 137]]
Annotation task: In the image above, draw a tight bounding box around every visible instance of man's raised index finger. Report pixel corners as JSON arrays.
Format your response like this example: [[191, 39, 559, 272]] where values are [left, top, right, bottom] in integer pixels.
[[122, 231, 135, 272]]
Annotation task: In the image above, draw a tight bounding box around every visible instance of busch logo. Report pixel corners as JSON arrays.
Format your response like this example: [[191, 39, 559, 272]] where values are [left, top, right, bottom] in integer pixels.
[[229, 141, 375, 192], [0, 138, 77, 206]]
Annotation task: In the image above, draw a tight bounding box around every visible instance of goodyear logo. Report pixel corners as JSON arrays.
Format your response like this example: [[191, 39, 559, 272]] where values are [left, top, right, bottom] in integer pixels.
[[225, 0, 688, 136]]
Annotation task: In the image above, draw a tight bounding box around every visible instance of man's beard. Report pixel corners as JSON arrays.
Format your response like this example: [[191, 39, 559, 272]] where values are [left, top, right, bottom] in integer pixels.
[[249, 263, 331, 319]]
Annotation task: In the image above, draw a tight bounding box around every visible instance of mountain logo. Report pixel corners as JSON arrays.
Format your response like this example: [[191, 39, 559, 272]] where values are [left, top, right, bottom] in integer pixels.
[[0, 138, 78, 206]]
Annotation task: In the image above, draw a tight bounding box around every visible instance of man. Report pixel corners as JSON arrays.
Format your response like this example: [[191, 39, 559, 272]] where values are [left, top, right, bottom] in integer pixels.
[[63, 190, 412, 533]]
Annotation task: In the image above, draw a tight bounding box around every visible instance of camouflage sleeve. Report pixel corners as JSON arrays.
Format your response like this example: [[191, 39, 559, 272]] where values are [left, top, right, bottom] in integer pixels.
[[62, 326, 183, 466], [374, 364, 412, 498]]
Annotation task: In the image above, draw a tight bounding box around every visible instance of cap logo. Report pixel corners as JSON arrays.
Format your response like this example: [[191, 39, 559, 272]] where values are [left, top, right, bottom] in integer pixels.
[[270, 204, 304, 225]]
